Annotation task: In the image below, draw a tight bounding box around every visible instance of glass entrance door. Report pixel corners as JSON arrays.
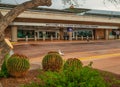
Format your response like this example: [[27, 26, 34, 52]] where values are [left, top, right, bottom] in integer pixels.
[[73, 30, 93, 40], [46, 31, 56, 39]]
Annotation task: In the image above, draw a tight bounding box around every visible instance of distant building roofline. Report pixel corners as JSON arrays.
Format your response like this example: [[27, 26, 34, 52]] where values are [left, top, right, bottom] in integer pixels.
[[0, 3, 120, 17]]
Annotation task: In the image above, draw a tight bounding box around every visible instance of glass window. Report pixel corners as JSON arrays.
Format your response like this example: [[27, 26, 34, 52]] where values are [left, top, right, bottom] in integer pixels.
[[17, 30, 34, 38]]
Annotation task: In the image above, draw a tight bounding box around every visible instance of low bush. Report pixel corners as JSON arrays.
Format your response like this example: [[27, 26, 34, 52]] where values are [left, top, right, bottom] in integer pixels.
[[0, 54, 10, 77], [22, 66, 107, 87]]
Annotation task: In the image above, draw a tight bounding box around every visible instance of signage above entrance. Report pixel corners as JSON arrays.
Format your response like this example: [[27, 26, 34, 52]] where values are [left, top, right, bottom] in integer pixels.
[[11, 22, 119, 29], [67, 27, 73, 32]]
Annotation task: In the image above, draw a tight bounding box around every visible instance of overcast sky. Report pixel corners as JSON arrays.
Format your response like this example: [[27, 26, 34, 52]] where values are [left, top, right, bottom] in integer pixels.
[[1, 0, 120, 11]]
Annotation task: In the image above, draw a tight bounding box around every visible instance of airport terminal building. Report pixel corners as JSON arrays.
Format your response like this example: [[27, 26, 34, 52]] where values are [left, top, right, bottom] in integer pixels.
[[1, 4, 120, 42]]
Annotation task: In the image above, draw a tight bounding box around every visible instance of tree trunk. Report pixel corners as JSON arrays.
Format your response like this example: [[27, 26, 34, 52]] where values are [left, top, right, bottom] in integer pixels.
[[0, 0, 51, 66], [0, 38, 11, 65]]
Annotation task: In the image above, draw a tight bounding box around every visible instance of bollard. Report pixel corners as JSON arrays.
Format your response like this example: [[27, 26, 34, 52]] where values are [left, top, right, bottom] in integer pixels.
[[81, 36, 83, 40], [87, 36, 89, 42], [75, 35, 78, 40], [25, 36, 28, 42]]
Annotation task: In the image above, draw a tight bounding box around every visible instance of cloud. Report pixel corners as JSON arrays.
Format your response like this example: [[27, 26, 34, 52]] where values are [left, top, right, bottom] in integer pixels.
[[1, 0, 120, 11]]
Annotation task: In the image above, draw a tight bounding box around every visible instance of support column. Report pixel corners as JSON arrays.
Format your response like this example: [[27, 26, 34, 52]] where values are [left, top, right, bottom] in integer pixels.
[[55, 32, 58, 39], [59, 28, 64, 40], [37, 32, 39, 40], [43, 31, 46, 41], [68, 32, 72, 41], [11, 26, 17, 42], [105, 29, 109, 40]]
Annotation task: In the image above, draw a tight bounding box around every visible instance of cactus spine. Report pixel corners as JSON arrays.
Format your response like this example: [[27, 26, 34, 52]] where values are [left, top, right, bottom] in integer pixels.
[[42, 53, 63, 71], [7, 54, 30, 77]]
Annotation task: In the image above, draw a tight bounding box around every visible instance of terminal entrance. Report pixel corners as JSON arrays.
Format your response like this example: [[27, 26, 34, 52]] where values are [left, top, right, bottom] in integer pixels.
[[34, 31, 58, 40], [77, 30, 93, 37], [73, 30, 93, 40], [17, 29, 34, 38], [16, 26, 115, 41], [17, 29, 93, 41]]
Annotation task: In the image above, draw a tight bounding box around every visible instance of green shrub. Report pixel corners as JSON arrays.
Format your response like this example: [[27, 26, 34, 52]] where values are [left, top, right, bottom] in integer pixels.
[[42, 53, 63, 72], [7, 54, 30, 77], [43, 67, 106, 87], [20, 82, 40, 87], [0, 54, 10, 77], [63, 58, 83, 70], [23, 66, 107, 87]]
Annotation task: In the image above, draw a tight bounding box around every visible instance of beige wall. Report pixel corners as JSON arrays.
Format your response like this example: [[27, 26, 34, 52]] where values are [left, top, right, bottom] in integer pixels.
[[95, 29, 112, 40], [11, 26, 18, 42], [95, 29, 105, 39]]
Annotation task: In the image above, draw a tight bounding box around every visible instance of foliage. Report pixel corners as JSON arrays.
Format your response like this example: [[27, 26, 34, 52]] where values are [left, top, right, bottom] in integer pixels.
[[0, 54, 10, 77], [100, 70, 120, 87], [20, 82, 40, 87], [7, 54, 30, 77], [62, 0, 80, 6], [63, 58, 83, 70], [22, 66, 107, 87], [42, 53, 63, 72]]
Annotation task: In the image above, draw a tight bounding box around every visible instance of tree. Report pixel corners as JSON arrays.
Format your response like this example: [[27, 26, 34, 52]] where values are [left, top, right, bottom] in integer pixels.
[[0, 0, 51, 65], [103, 0, 120, 8]]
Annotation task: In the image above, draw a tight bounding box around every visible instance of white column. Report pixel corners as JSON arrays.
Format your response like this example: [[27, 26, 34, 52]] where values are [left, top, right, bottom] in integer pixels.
[[37, 32, 39, 40], [11, 26, 17, 42], [43, 31, 46, 41], [72, 32, 75, 38], [105, 29, 109, 40], [55, 32, 58, 39], [69, 32, 72, 41]]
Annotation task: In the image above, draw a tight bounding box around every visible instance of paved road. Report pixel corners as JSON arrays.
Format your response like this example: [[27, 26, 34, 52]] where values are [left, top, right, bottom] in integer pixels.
[[14, 40, 120, 58], [13, 40, 120, 74]]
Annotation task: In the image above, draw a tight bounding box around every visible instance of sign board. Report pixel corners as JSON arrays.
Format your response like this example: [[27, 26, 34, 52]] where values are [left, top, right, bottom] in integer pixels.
[[4, 38, 13, 49], [67, 27, 73, 32], [11, 22, 119, 29]]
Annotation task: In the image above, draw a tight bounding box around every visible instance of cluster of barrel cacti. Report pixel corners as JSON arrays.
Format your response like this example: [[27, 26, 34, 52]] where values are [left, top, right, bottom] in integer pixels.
[[42, 52, 63, 71], [42, 51, 83, 72], [1, 53, 30, 77]]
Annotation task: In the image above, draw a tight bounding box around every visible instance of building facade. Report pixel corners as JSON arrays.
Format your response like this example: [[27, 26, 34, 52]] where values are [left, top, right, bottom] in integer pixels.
[[1, 4, 120, 42]]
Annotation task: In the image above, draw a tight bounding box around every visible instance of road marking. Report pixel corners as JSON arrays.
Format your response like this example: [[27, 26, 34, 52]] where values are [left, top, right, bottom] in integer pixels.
[[79, 53, 120, 61]]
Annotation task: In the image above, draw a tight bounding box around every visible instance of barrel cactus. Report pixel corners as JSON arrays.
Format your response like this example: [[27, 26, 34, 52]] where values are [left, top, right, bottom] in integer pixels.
[[7, 54, 30, 77], [63, 58, 83, 70], [48, 51, 59, 54], [42, 53, 63, 71]]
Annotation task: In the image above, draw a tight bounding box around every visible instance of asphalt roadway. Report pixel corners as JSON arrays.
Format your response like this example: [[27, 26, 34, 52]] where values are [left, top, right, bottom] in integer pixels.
[[13, 40, 120, 74]]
